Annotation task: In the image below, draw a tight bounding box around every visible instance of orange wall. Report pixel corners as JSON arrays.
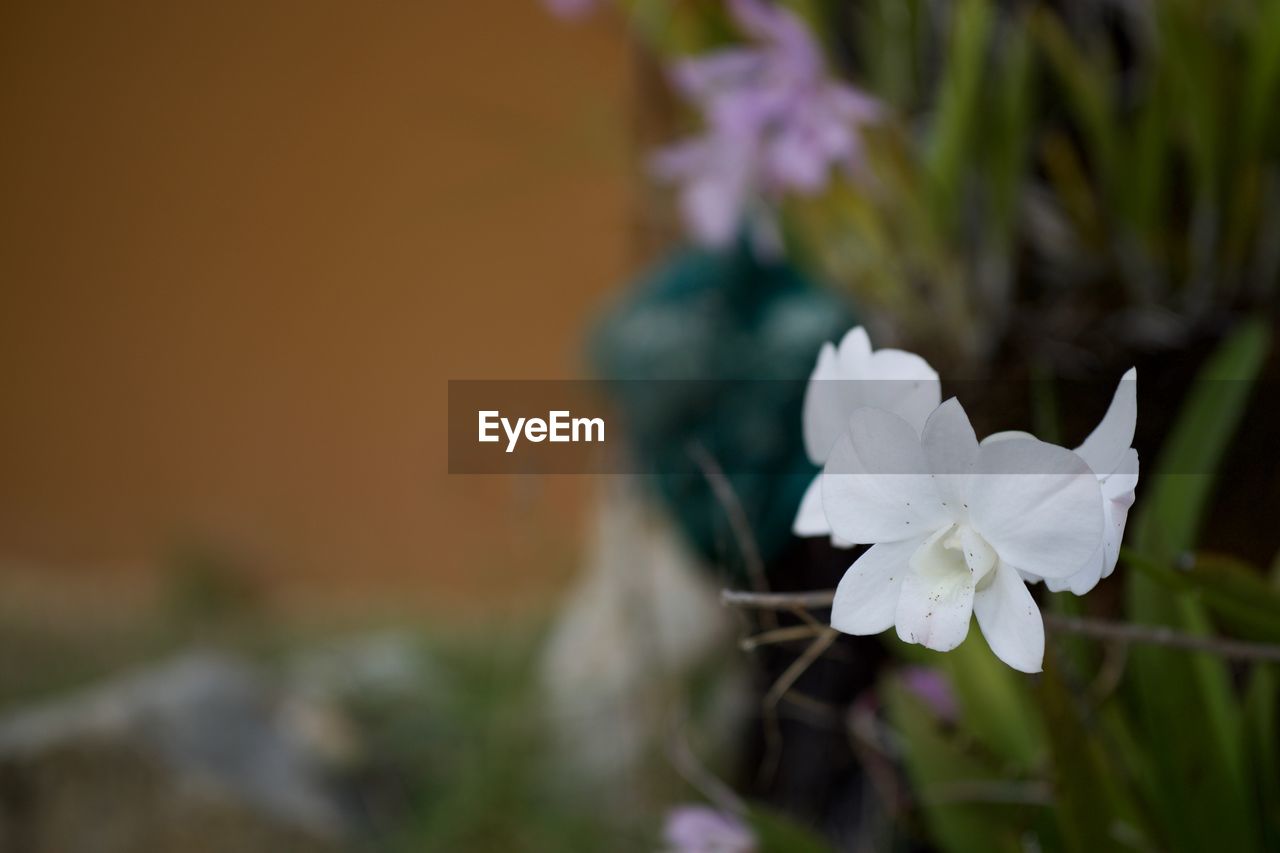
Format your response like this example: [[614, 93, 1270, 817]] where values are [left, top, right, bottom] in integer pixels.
[[0, 1, 632, 614]]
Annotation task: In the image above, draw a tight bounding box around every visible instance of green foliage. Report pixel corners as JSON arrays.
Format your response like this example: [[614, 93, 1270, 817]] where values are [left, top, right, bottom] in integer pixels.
[[354, 625, 662, 853], [936, 636, 1044, 773], [925, 0, 994, 234], [635, 0, 1280, 362], [883, 319, 1280, 853], [884, 674, 1027, 853], [161, 539, 262, 629], [1036, 660, 1147, 853], [618, 0, 736, 56], [1126, 550, 1280, 644], [1121, 318, 1269, 852], [747, 806, 837, 853], [1024, 1, 1280, 311], [1244, 665, 1280, 849], [620, 3, 1280, 847], [1130, 317, 1271, 558]]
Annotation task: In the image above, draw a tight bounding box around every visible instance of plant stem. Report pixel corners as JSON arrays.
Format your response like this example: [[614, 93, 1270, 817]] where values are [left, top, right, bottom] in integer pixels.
[[722, 588, 1280, 663]]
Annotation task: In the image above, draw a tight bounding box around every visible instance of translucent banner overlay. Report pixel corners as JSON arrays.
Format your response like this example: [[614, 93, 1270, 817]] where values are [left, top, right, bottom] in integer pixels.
[[446, 379, 1273, 475]]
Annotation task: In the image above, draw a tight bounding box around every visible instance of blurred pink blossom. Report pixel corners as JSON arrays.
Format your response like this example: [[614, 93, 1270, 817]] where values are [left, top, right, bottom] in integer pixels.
[[653, 0, 882, 249], [663, 805, 757, 852], [900, 666, 960, 723], [541, 0, 598, 21]]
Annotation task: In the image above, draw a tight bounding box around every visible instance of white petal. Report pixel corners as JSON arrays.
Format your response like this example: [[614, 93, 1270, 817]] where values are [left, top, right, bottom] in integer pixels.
[[1017, 567, 1042, 584], [835, 326, 873, 372], [967, 439, 1103, 579], [1101, 447, 1140, 500], [973, 561, 1044, 673], [792, 474, 831, 537], [802, 327, 941, 460], [896, 529, 975, 651], [1041, 544, 1104, 595], [1100, 448, 1138, 577], [980, 430, 1035, 445], [801, 343, 844, 463], [862, 347, 938, 382], [950, 525, 997, 580], [831, 537, 922, 635], [1041, 572, 1068, 593], [923, 399, 979, 473], [822, 408, 949, 544], [1030, 448, 1139, 592], [859, 350, 941, 432], [921, 399, 979, 518], [1101, 495, 1133, 579], [1075, 368, 1137, 476], [1077, 547, 1107, 593]]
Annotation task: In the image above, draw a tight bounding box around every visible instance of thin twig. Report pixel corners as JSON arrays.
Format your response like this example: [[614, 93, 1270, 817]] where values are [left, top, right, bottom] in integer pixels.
[[778, 689, 842, 726], [684, 442, 788, 784], [757, 628, 837, 787], [1043, 613, 1280, 663], [740, 624, 825, 651], [722, 588, 1280, 663], [722, 589, 836, 610], [789, 604, 828, 631], [687, 442, 769, 596], [765, 629, 838, 708], [666, 708, 748, 817], [758, 704, 783, 789], [687, 441, 777, 632]]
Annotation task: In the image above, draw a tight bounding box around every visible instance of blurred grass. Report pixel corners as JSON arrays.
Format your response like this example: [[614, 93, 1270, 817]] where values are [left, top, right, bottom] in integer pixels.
[[353, 625, 654, 853], [0, 596, 661, 852], [0, 615, 159, 711]]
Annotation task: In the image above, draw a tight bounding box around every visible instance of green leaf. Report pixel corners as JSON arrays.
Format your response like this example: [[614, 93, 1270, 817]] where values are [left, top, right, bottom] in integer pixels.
[[748, 806, 836, 853], [926, 0, 993, 234], [1124, 317, 1271, 853], [884, 676, 1027, 853], [1029, 9, 1116, 190], [1037, 658, 1148, 853], [942, 637, 1043, 773], [1181, 553, 1280, 643], [986, 16, 1035, 236], [1132, 315, 1270, 556], [1115, 67, 1170, 238], [1123, 549, 1280, 644], [1244, 666, 1280, 850], [1242, 0, 1280, 158], [885, 633, 1044, 773]]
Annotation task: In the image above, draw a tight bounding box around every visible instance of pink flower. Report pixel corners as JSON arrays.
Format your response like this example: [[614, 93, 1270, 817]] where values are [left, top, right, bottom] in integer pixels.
[[663, 805, 757, 853], [541, 0, 598, 22], [900, 666, 960, 723], [653, 0, 882, 249]]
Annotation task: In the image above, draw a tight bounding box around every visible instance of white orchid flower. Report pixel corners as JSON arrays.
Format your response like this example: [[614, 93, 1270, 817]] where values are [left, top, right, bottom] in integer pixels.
[[1067, 368, 1139, 593], [986, 369, 1139, 596], [793, 327, 940, 545], [824, 399, 1103, 672]]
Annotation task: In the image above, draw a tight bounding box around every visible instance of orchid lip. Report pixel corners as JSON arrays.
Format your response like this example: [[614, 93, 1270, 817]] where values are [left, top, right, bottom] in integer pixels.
[[910, 523, 998, 589]]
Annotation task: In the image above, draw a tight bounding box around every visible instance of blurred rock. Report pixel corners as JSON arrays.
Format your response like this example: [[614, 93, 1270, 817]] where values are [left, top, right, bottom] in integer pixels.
[[287, 630, 439, 707], [0, 653, 351, 853], [541, 479, 748, 806], [282, 630, 444, 769]]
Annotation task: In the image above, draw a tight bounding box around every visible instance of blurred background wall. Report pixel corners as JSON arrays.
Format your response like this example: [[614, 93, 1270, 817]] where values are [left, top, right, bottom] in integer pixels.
[[0, 0, 630, 620]]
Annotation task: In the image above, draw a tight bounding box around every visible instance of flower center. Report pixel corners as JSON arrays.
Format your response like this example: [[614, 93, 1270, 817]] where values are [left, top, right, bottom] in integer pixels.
[[910, 524, 997, 589]]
